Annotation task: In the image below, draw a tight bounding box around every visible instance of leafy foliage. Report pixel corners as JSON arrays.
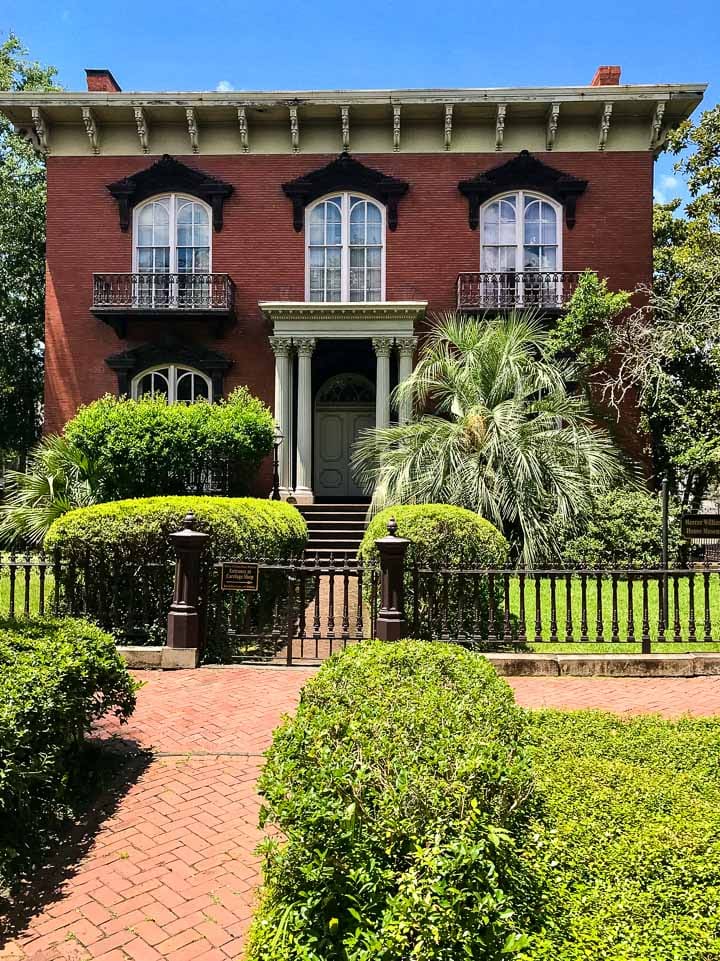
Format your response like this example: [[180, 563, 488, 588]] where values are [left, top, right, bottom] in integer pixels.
[[0, 435, 102, 546], [353, 312, 625, 565], [248, 641, 543, 961], [64, 389, 274, 499], [0, 36, 60, 457], [0, 617, 136, 887], [546, 270, 630, 374], [526, 711, 720, 961], [556, 487, 681, 569]]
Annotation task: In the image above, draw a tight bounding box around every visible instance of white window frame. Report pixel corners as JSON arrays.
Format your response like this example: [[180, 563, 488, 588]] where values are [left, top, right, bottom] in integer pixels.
[[132, 194, 213, 274], [305, 192, 386, 302], [131, 364, 213, 404], [479, 191, 563, 307]]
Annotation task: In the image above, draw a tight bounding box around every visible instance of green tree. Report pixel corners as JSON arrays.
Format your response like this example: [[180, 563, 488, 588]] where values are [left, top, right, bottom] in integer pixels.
[[0, 35, 60, 460], [353, 312, 625, 565]]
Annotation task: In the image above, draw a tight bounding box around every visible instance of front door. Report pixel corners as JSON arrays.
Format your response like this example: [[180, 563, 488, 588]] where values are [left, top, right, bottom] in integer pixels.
[[314, 406, 374, 498]]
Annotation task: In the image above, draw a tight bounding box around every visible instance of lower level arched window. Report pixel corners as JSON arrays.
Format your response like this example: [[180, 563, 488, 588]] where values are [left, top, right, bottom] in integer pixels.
[[132, 365, 212, 403]]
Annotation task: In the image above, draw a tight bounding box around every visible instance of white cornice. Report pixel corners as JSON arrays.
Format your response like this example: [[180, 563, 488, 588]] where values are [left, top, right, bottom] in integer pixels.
[[260, 301, 427, 339]]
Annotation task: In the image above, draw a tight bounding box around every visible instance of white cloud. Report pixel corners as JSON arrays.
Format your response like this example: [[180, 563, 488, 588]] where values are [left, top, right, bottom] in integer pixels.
[[654, 174, 681, 205], [215, 80, 234, 92]]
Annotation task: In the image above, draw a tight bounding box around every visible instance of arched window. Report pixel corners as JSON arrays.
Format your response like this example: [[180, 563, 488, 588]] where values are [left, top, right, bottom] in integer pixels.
[[480, 192, 561, 273], [306, 193, 385, 302], [132, 365, 212, 403], [134, 195, 211, 307]]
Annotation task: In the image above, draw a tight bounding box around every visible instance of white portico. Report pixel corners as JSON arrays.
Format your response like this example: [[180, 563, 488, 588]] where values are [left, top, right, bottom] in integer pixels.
[[261, 302, 426, 503]]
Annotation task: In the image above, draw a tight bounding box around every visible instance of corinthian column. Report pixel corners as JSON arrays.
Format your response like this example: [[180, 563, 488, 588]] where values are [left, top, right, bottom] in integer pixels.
[[372, 337, 393, 430], [294, 337, 316, 503], [269, 336, 293, 497], [396, 336, 417, 423]]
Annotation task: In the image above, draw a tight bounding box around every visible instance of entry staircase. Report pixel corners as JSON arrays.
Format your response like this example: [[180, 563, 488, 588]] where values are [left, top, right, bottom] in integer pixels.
[[298, 503, 370, 561]]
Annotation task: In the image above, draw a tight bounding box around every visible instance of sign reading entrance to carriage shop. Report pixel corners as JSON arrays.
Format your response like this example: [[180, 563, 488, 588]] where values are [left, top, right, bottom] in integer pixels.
[[220, 562, 259, 591], [681, 514, 720, 539]]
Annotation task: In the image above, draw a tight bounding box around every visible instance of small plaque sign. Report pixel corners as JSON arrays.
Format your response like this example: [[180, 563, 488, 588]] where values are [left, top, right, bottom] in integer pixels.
[[220, 562, 259, 591], [681, 514, 720, 539]]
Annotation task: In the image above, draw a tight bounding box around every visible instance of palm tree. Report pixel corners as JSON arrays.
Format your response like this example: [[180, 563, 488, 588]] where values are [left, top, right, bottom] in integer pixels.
[[0, 435, 102, 547], [353, 311, 626, 565]]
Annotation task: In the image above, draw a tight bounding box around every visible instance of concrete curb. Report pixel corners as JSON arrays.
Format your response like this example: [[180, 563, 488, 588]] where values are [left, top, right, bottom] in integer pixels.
[[117, 647, 720, 677], [118, 646, 198, 670]]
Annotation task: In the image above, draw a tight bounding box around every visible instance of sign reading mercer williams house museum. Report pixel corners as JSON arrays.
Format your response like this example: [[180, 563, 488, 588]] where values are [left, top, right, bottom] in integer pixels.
[[0, 66, 705, 502]]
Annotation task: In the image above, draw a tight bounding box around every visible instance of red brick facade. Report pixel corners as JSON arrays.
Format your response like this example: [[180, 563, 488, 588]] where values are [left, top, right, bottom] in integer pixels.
[[45, 150, 653, 475]]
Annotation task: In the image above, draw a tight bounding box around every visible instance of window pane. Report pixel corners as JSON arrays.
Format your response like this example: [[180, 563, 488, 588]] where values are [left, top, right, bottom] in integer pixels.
[[350, 268, 363, 291], [327, 247, 341, 268], [366, 202, 381, 224], [137, 248, 153, 271], [367, 246, 381, 267], [177, 223, 193, 246], [195, 223, 209, 246], [195, 248, 210, 272], [309, 268, 324, 288], [541, 247, 557, 269], [176, 372, 193, 402], [349, 219, 365, 245], [350, 247, 364, 267], [309, 247, 324, 267], [542, 221, 557, 244], [309, 222, 324, 245], [368, 268, 381, 290], [525, 222, 541, 244], [524, 246, 540, 269], [483, 221, 499, 243], [326, 221, 341, 245], [500, 198, 516, 221], [327, 268, 341, 290], [177, 248, 191, 272], [177, 202, 194, 225], [485, 201, 500, 223], [499, 221, 516, 244]]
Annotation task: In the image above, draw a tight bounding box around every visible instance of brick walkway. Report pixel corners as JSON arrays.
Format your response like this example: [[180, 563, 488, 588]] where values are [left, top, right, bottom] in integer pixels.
[[3, 667, 720, 961]]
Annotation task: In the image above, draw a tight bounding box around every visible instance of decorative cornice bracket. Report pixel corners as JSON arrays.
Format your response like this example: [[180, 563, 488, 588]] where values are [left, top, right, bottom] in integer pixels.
[[341, 106, 350, 152], [134, 107, 149, 154], [281, 152, 409, 232], [30, 107, 49, 155], [458, 149, 588, 230], [444, 104, 453, 150], [392, 105, 401, 151], [237, 107, 249, 152], [289, 105, 299, 153], [546, 103, 560, 150], [599, 102, 613, 151], [495, 104, 507, 151], [82, 106, 99, 154], [650, 101, 666, 150], [186, 107, 199, 154]]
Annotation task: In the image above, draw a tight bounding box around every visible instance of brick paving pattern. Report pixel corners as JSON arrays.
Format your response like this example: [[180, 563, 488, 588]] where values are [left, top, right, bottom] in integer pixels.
[[3, 666, 720, 960]]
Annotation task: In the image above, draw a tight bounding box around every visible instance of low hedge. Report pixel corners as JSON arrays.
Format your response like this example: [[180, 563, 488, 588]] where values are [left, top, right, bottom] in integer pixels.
[[359, 505, 509, 640], [527, 711, 720, 961], [0, 617, 136, 886], [45, 496, 308, 647], [64, 388, 274, 498], [248, 641, 543, 961]]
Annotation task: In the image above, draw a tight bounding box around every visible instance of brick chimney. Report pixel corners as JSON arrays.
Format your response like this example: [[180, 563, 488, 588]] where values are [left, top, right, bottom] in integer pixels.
[[85, 69, 122, 92], [591, 65, 621, 86]]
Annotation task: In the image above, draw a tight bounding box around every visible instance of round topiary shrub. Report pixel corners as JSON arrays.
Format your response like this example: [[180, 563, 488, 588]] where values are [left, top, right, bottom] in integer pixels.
[[45, 496, 307, 648], [557, 487, 681, 569], [358, 505, 509, 641], [249, 640, 544, 960], [63, 388, 274, 499]]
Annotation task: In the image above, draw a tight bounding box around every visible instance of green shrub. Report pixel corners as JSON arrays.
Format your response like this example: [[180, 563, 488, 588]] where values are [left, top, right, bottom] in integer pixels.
[[45, 496, 307, 647], [527, 711, 720, 961], [0, 617, 136, 886], [359, 505, 510, 640], [557, 488, 681, 568], [64, 388, 274, 499], [249, 641, 543, 961]]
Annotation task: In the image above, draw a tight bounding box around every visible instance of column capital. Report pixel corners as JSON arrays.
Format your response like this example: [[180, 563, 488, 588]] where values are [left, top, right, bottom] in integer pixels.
[[295, 337, 316, 357], [269, 335, 293, 357], [395, 336, 418, 355], [372, 336, 394, 357]]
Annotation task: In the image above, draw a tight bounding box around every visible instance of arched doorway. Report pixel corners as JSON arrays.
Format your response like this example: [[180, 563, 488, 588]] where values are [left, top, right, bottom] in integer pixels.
[[314, 374, 375, 498]]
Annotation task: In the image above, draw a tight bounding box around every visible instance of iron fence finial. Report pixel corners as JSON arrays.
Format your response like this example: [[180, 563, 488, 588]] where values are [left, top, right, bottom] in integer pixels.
[[387, 516, 398, 537]]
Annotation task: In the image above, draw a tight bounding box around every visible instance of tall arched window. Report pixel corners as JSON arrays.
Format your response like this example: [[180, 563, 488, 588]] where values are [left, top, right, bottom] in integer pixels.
[[480, 192, 560, 273], [132, 365, 212, 403], [307, 193, 385, 302], [134, 195, 211, 307]]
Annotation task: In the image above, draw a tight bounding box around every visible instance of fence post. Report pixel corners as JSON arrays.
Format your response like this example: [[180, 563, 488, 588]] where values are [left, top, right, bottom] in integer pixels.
[[167, 511, 210, 650], [375, 517, 410, 641]]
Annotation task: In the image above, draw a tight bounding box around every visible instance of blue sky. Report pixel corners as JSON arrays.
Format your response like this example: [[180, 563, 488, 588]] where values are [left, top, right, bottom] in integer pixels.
[[4, 0, 718, 207]]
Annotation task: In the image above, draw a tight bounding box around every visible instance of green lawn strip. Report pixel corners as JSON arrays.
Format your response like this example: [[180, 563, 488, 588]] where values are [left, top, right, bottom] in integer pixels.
[[524, 710, 720, 961], [507, 575, 720, 645]]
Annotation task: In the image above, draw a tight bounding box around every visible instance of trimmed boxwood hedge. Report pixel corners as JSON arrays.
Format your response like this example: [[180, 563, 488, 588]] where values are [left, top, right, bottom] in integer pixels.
[[248, 641, 543, 961], [44, 496, 308, 647], [0, 617, 136, 886], [359, 505, 509, 641], [63, 388, 274, 498]]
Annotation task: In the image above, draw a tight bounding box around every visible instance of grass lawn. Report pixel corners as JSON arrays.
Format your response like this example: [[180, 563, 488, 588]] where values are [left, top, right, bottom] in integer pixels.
[[507, 575, 720, 651], [526, 710, 720, 961]]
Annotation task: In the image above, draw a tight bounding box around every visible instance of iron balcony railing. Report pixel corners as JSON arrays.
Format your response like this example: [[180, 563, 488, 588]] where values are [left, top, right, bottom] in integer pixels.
[[457, 271, 582, 310], [92, 272, 234, 313]]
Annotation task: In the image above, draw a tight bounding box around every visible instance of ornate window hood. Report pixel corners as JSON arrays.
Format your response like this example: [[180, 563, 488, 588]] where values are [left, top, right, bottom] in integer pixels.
[[259, 300, 427, 339], [105, 340, 232, 396], [107, 154, 233, 231], [458, 150, 588, 229], [282, 153, 409, 231]]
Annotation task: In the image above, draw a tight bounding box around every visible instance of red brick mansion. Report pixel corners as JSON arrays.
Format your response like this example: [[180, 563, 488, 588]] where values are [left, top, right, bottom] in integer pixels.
[[0, 67, 705, 500]]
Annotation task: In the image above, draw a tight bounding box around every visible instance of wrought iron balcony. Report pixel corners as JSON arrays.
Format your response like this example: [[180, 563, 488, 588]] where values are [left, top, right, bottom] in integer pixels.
[[457, 271, 581, 312], [92, 272, 234, 336]]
